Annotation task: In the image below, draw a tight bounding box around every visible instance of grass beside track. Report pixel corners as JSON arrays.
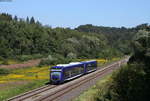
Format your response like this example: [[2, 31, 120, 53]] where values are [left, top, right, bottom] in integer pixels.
[[0, 79, 48, 101], [0, 66, 50, 101], [73, 74, 112, 101]]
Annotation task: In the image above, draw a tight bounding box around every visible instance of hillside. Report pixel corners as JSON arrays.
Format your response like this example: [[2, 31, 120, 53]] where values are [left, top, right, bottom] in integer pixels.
[[75, 24, 148, 54], [0, 13, 148, 63], [0, 13, 126, 63]]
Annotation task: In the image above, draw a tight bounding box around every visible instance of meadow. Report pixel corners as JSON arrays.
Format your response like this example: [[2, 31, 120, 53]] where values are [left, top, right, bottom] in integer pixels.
[[0, 58, 120, 100], [0, 65, 50, 100]]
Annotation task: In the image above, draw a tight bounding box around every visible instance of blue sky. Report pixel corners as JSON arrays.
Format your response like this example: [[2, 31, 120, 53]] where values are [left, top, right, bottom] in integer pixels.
[[0, 0, 150, 28]]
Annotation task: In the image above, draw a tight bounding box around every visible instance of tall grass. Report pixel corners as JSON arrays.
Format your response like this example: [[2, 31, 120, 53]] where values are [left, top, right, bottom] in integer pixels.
[[73, 74, 111, 101], [0, 79, 48, 101]]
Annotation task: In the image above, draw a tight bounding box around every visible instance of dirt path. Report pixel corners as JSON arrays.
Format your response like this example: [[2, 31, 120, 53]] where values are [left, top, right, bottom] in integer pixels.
[[0, 59, 41, 69]]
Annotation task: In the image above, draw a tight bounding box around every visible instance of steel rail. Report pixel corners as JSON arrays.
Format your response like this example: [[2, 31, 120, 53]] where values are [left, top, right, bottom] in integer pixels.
[[7, 85, 57, 101]]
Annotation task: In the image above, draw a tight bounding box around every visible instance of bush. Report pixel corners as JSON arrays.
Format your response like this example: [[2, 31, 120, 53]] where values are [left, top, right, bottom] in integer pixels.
[[32, 54, 44, 59], [0, 56, 4, 61], [0, 57, 9, 65], [15, 54, 44, 62], [1, 60, 9, 65], [0, 68, 11, 75], [39, 58, 56, 66], [38, 54, 73, 66], [16, 55, 33, 61], [97, 63, 148, 101], [67, 52, 77, 59]]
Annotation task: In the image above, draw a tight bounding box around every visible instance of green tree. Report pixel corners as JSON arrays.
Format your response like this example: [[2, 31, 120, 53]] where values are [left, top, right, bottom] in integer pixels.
[[14, 15, 18, 21], [26, 16, 30, 23], [30, 16, 35, 24]]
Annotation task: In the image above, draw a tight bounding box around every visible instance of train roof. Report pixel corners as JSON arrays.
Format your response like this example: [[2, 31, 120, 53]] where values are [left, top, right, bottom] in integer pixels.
[[69, 62, 81, 64], [81, 60, 97, 63], [51, 60, 97, 69], [51, 62, 83, 69]]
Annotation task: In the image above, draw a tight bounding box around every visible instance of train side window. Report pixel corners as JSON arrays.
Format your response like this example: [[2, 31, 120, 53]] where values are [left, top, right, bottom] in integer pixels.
[[64, 69, 71, 78], [64, 66, 84, 79], [70, 66, 83, 76], [87, 63, 96, 71]]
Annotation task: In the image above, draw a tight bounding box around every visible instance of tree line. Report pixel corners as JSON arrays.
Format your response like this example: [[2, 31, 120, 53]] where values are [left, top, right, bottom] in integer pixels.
[[0, 13, 123, 62], [76, 24, 149, 55], [0, 13, 149, 63]]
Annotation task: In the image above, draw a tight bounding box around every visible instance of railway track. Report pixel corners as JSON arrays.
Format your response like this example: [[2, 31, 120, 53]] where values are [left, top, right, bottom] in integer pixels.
[[7, 58, 128, 101], [7, 85, 58, 101], [37, 59, 127, 101]]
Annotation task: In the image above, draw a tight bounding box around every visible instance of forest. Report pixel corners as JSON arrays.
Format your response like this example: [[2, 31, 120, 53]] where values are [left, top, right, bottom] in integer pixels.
[[0, 13, 121, 63], [1, 13, 148, 63]]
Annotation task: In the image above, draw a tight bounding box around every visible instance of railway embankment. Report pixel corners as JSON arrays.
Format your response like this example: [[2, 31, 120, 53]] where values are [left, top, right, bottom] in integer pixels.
[[7, 58, 128, 101]]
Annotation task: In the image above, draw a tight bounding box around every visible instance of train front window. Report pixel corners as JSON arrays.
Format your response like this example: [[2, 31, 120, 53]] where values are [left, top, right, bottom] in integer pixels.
[[51, 72, 61, 81]]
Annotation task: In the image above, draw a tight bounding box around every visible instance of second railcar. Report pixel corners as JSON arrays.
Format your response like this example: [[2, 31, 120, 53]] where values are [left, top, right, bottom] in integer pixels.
[[82, 60, 97, 73]]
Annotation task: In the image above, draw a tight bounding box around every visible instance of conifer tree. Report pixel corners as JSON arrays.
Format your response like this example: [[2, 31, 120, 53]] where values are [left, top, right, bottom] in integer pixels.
[[30, 16, 35, 24]]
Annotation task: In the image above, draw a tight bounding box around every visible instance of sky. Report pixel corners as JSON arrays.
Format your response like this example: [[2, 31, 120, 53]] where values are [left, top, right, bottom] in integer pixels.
[[0, 0, 150, 28]]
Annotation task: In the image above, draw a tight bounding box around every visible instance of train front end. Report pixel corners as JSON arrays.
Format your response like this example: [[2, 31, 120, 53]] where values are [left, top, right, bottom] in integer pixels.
[[50, 66, 63, 84]]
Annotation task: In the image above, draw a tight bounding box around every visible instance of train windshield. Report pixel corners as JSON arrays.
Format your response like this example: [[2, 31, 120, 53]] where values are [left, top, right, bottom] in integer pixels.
[[51, 72, 61, 81]]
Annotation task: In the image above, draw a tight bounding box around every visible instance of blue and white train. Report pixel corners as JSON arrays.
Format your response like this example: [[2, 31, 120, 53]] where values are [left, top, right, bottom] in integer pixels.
[[50, 60, 97, 84]]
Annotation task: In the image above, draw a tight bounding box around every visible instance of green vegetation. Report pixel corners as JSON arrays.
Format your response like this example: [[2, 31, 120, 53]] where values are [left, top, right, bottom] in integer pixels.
[[0, 68, 11, 75], [73, 74, 112, 101], [76, 24, 149, 55], [0, 13, 135, 63], [39, 54, 75, 66], [90, 26, 150, 101], [16, 54, 43, 61], [0, 65, 49, 101], [73, 25, 150, 101], [0, 79, 48, 101], [0, 13, 149, 63], [0, 13, 108, 60]]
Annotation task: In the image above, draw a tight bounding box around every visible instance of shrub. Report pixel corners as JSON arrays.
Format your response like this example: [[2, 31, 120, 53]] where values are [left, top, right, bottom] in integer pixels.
[[32, 54, 44, 59], [38, 58, 57, 66], [38, 54, 73, 66], [67, 52, 77, 59], [16, 55, 33, 61], [0, 68, 11, 75], [16, 54, 44, 62], [1, 60, 9, 65], [97, 63, 148, 101], [0, 56, 4, 61]]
